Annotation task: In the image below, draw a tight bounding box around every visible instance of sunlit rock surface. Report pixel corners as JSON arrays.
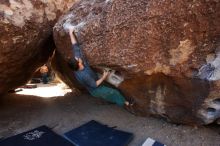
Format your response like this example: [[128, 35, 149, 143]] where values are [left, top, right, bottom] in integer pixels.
[[0, 0, 74, 95], [53, 0, 220, 125]]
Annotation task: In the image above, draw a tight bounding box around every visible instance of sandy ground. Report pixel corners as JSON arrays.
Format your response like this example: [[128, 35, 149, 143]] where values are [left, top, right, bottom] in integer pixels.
[[0, 84, 220, 146]]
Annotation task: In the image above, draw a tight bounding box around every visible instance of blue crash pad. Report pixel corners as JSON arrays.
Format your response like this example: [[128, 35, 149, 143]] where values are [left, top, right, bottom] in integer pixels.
[[0, 126, 74, 146], [64, 120, 134, 146]]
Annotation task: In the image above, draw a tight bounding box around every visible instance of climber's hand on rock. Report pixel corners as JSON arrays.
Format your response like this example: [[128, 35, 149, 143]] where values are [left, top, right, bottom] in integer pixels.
[[69, 27, 76, 34], [103, 70, 109, 79]]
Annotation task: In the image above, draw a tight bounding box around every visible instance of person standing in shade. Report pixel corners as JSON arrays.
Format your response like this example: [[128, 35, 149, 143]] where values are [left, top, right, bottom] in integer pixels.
[[40, 64, 49, 84], [67, 28, 133, 107]]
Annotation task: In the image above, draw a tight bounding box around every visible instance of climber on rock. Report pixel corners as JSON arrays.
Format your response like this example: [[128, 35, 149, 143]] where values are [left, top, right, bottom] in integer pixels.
[[67, 28, 133, 107]]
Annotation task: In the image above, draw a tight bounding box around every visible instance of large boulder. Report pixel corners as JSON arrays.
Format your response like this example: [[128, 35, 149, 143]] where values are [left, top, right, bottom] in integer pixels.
[[0, 0, 74, 95], [53, 0, 220, 125]]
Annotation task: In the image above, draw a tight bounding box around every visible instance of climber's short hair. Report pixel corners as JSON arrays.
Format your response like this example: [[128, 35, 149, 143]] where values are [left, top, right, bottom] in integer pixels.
[[68, 58, 79, 71]]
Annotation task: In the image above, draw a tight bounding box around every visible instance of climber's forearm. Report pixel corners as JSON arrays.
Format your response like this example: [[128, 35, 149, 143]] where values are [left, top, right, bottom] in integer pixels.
[[69, 30, 77, 45], [96, 75, 106, 86]]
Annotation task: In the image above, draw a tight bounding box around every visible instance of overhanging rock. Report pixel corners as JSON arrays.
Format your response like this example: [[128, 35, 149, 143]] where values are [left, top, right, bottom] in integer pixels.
[[53, 0, 220, 125]]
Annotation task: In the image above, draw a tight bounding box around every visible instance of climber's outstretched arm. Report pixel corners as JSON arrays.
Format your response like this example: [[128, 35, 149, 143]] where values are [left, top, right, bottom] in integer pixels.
[[68, 28, 88, 65], [69, 28, 77, 45]]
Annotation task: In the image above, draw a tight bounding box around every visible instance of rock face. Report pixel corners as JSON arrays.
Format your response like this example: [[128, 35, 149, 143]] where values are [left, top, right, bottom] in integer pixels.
[[53, 0, 220, 125], [0, 0, 74, 95]]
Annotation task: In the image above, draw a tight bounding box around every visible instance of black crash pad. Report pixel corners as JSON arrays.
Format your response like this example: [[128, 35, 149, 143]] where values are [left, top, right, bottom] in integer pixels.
[[64, 120, 134, 146], [0, 126, 74, 146]]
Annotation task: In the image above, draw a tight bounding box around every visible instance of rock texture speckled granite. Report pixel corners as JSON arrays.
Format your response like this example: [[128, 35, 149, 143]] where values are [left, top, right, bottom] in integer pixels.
[[53, 0, 220, 125]]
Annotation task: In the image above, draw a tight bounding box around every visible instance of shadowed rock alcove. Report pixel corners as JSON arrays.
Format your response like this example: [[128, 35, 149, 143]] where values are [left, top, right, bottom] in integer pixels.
[[0, 0, 74, 95]]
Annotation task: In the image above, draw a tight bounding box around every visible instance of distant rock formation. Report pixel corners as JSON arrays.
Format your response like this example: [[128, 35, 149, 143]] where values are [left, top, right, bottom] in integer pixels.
[[53, 0, 220, 125], [0, 0, 74, 94]]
